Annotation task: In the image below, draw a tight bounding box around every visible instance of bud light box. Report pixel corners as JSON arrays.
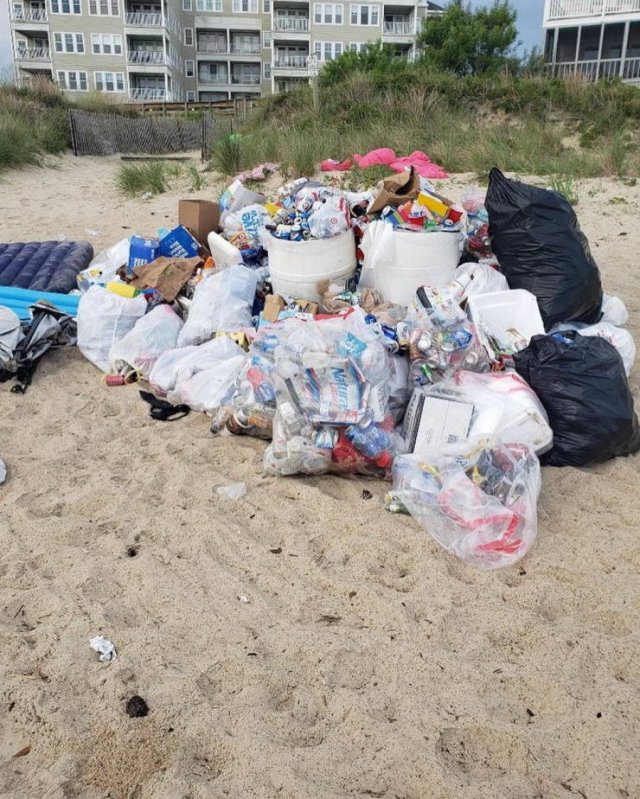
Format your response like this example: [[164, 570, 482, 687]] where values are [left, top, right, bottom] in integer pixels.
[[159, 225, 201, 260], [127, 236, 159, 274]]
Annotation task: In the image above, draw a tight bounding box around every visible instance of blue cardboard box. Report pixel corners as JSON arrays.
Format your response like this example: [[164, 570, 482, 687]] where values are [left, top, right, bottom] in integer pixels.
[[159, 225, 201, 260], [127, 236, 159, 274]]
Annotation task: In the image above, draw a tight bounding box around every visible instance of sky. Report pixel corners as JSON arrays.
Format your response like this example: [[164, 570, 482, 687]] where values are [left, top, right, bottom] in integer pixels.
[[0, 1, 544, 73]]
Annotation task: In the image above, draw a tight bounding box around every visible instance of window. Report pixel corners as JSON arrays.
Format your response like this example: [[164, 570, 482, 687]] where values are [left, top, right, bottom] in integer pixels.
[[57, 70, 88, 90], [232, 0, 258, 12], [232, 32, 259, 53], [94, 71, 125, 92], [350, 4, 378, 25], [314, 3, 342, 24], [186, 90, 196, 101], [91, 34, 122, 55], [89, 0, 120, 15], [314, 41, 342, 61], [196, 0, 222, 9], [264, 62, 271, 79], [50, 0, 81, 14], [54, 32, 84, 53], [182, 0, 192, 8], [349, 42, 366, 53], [263, 31, 271, 48], [184, 28, 194, 46], [263, 0, 270, 11], [185, 59, 195, 77]]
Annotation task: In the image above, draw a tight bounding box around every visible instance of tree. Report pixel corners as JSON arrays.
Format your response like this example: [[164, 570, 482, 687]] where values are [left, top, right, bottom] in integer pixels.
[[319, 42, 406, 87], [418, 0, 520, 77]]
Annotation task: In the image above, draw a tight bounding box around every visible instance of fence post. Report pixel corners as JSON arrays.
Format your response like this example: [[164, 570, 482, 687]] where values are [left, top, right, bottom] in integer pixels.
[[68, 109, 78, 157]]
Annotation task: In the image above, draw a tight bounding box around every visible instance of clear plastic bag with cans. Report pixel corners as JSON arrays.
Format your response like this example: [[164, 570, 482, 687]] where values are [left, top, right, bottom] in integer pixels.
[[264, 308, 399, 477], [387, 442, 541, 570], [404, 284, 490, 387], [221, 326, 280, 439]]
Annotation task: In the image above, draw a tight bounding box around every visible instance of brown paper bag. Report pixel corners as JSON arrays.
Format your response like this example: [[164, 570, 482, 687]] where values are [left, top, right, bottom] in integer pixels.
[[367, 167, 421, 214]]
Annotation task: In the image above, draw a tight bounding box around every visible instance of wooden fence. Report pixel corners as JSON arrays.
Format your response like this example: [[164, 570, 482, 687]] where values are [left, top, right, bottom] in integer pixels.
[[69, 110, 232, 159]]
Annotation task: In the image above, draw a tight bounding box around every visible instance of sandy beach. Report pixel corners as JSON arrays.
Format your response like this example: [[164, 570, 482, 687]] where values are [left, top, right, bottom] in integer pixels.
[[0, 154, 639, 799]]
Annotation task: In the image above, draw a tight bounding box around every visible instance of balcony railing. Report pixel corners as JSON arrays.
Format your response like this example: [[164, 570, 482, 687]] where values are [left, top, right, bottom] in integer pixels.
[[128, 50, 165, 64], [16, 46, 51, 60], [198, 75, 229, 84], [197, 42, 228, 53], [276, 80, 308, 92], [230, 43, 261, 54], [383, 21, 412, 34], [274, 54, 308, 68], [273, 17, 310, 31], [125, 11, 163, 26], [547, 0, 640, 19], [129, 87, 166, 100], [11, 7, 48, 21], [547, 56, 640, 80], [231, 74, 261, 84]]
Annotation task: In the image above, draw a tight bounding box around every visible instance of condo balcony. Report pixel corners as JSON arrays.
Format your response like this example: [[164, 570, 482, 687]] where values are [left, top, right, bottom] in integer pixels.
[[15, 45, 51, 62], [11, 6, 48, 22], [545, 0, 640, 22], [129, 87, 167, 100]]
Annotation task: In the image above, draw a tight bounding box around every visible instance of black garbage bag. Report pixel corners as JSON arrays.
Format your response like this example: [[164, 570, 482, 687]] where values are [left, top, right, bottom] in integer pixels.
[[486, 168, 603, 330], [514, 333, 640, 467]]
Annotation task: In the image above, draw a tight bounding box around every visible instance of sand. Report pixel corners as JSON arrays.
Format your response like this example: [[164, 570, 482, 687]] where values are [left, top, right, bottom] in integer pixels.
[[0, 155, 639, 799]]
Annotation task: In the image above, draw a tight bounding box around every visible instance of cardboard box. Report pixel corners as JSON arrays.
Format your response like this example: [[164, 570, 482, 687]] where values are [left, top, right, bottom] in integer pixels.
[[178, 199, 220, 246], [262, 294, 287, 323], [159, 225, 201, 260], [260, 295, 319, 325], [403, 391, 474, 457], [127, 236, 159, 274]]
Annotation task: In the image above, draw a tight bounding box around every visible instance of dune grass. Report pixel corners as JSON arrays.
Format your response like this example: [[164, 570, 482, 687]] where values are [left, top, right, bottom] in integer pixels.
[[116, 161, 169, 197], [238, 71, 640, 180]]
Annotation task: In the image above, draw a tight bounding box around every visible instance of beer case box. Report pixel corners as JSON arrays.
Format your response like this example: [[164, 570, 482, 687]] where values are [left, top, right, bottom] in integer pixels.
[[178, 200, 221, 246], [403, 391, 474, 457], [127, 236, 159, 274], [159, 225, 201, 260]]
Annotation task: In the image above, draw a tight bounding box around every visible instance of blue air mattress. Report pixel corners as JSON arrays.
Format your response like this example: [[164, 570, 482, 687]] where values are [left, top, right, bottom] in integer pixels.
[[0, 241, 94, 293]]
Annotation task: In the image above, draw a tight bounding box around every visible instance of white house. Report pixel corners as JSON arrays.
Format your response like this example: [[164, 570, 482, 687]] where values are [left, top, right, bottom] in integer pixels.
[[543, 0, 640, 84]]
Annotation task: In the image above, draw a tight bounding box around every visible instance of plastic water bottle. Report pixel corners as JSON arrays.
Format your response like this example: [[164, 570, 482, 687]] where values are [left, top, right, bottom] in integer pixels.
[[346, 422, 391, 459]]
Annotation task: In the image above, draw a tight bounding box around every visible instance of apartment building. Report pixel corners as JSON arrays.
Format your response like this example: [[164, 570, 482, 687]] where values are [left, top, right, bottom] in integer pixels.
[[8, 0, 443, 101], [543, 0, 640, 84]]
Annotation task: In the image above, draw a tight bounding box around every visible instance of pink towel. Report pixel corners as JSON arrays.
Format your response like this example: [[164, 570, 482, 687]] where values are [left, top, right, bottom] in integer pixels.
[[353, 148, 397, 168], [322, 148, 448, 179]]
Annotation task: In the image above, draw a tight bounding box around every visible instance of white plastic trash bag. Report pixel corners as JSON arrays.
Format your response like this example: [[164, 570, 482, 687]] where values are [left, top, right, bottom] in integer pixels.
[[601, 294, 628, 327], [177, 265, 257, 347], [553, 320, 635, 376], [403, 370, 553, 458], [149, 337, 245, 396], [454, 261, 509, 298], [390, 442, 541, 570], [108, 303, 183, 377], [77, 237, 130, 292], [77, 285, 147, 372], [170, 354, 246, 413]]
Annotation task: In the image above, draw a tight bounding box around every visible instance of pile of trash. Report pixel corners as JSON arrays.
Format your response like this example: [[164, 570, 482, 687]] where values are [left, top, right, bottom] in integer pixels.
[[2, 165, 638, 571]]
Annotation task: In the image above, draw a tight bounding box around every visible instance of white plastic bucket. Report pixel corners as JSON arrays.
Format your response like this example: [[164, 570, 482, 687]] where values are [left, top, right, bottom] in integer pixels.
[[363, 227, 461, 306], [268, 229, 357, 302], [467, 289, 545, 358]]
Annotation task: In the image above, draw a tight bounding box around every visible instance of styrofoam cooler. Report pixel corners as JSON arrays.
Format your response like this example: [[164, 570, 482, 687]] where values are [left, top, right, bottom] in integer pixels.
[[467, 289, 545, 356], [268, 229, 357, 302], [361, 225, 462, 306]]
